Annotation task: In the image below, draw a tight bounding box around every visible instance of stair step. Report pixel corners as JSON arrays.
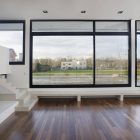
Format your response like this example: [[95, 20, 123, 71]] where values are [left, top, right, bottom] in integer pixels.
[[15, 98, 38, 112], [0, 94, 17, 101], [0, 84, 19, 95], [0, 86, 11, 93], [0, 79, 7, 84], [0, 79, 36, 112], [0, 79, 20, 94], [0, 86, 27, 101], [17, 94, 31, 106], [0, 101, 18, 124], [16, 89, 27, 99]]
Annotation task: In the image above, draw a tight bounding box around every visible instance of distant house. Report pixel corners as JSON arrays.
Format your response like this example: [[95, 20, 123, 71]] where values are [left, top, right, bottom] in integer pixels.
[[61, 60, 87, 70], [9, 49, 17, 62]]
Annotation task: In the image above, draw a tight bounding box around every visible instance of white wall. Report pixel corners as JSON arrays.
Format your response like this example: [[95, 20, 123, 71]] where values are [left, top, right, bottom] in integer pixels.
[[0, 46, 10, 74], [1, 0, 140, 20]]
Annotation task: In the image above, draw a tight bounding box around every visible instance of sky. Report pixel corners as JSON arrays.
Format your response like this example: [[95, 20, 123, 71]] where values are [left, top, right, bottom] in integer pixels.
[[33, 36, 128, 60], [0, 31, 23, 59], [33, 36, 93, 59], [96, 36, 128, 59], [0, 32, 129, 60]]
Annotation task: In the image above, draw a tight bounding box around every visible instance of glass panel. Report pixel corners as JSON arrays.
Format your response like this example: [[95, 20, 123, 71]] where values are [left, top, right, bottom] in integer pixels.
[[32, 21, 93, 32], [136, 21, 140, 32], [0, 23, 23, 31], [32, 36, 93, 85], [137, 35, 140, 86], [95, 36, 128, 84], [0, 31, 23, 62], [96, 21, 128, 32]]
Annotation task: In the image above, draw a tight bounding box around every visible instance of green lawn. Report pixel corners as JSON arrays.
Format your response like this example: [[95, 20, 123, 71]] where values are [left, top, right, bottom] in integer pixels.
[[137, 70, 140, 75], [33, 69, 128, 76]]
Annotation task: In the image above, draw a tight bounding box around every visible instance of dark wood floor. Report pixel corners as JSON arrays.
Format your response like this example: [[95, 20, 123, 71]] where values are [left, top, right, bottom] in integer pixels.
[[1, 98, 140, 140]]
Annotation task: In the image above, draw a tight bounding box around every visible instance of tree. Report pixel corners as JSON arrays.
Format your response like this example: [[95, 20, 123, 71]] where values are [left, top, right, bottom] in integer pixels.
[[86, 57, 93, 70]]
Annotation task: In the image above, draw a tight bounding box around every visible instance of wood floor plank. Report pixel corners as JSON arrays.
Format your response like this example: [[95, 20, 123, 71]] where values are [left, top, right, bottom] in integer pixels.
[[0, 98, 140, 140]]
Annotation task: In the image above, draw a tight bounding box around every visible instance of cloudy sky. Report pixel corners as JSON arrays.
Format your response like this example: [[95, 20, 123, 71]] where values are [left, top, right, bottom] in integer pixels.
[[33, 36, 128, 60], [33, 36, 93, 59], [96, 36, 128, 59], [0, 31, 23, 59], [0, 32, 129, 60]]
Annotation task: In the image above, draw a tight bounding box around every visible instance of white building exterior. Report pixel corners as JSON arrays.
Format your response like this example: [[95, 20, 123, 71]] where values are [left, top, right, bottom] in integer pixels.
[[61, 60, 87, 70]]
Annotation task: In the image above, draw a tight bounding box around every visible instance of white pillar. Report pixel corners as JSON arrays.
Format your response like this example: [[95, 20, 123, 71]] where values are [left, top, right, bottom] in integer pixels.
[[77, 95, 81, 102], [131, 20, 136, 88], [119, 94, 124, 102]]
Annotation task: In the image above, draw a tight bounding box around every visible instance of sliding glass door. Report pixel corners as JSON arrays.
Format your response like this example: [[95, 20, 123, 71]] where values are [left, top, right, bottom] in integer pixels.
[[32, 36, 93, 85], [95, 36, 129, 85]]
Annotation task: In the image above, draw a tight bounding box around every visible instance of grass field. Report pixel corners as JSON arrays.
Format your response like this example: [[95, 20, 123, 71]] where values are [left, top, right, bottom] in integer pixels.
[[33, 69, 129, 76], [137, 70, 140, 75]]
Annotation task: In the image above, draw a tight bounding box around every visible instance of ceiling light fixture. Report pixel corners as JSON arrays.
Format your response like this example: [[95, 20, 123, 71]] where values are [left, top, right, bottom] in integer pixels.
[[117, 11, 123, 14], [81, 10, 86, 14], [43, 10, 48, 13]]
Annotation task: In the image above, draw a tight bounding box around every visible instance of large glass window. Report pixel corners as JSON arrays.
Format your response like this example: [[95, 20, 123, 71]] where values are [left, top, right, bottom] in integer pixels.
[[0, 21, 25, 64], [95, 21, 130, 86], [136, 21, 140, 86], [31, 21, 94, 87], [95, 21, 128, 32], [33, 36, 93, 85], [137, 35, 140, 86], [30, 20, 131, 88], [95, 36, 129, 84]]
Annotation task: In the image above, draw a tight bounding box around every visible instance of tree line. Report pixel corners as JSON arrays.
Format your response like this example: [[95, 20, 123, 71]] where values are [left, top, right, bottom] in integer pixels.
[[33, 57, 128, 72]]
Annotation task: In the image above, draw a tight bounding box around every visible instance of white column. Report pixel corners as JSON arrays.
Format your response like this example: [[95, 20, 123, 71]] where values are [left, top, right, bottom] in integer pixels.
[[77, 95, 81, 102], [119, 94, 124, 102], [131, 20, 136, 88]]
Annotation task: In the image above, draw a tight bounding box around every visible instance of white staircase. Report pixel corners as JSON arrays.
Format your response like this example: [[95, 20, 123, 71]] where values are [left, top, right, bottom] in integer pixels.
[[0, 101, 18, 124], [15, 91, 38, 111], [0, 78, 38, 112]]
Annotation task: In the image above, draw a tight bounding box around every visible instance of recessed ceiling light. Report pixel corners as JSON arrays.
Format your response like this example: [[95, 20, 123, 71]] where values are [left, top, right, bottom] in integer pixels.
[[81, 10, 86, 14], [43, 10, 48, 13], [117, 11, 123, 14]]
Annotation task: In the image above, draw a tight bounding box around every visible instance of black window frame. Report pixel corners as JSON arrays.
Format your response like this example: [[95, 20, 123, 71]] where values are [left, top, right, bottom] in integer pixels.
[[30, 20, 131, 88], [0, 20, 25, 65]]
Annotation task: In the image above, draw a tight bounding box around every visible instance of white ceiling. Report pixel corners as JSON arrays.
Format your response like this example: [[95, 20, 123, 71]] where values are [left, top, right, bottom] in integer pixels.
[[0, 0, 139, 19]]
